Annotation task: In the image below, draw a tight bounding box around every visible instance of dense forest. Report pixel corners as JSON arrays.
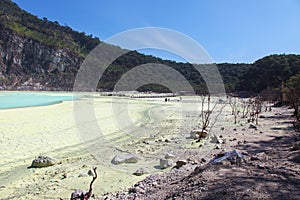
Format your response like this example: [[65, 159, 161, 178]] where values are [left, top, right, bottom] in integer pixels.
[[0, 0, 300, 103]]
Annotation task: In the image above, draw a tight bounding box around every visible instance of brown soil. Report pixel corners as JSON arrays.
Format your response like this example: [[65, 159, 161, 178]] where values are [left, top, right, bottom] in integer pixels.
[[99, 106, 300, 200]]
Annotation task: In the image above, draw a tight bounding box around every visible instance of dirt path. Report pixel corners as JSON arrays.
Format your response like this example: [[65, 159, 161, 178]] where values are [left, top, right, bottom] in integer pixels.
[[101, 106, 300, 200]]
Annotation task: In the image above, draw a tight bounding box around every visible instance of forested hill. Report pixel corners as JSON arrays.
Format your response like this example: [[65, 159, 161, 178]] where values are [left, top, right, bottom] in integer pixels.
[[0, 0, 300, 97]]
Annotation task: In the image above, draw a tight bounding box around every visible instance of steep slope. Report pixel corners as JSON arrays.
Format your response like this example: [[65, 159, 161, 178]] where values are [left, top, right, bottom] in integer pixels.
[[0, 0, 300, 95], [0, 0, 99, 90]]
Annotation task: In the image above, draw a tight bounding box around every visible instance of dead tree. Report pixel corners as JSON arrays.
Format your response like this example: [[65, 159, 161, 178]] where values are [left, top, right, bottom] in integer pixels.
[[196, 95, 224, 141], [283, 84, 300, 121], [241, 100, 250, 118], [228, 97, 239, 124], [70, 167, 98, 200], [248, 97, 262, 125]]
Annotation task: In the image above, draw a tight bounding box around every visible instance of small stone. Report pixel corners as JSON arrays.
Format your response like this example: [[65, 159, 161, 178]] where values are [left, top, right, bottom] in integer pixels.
[[62, 173, 67, 179], [250, 156, 260, 161], [152, 181, 158, 187], [190, 129, 208, 139], [78, 173, 88, 177], [165, 153, 176, 159], [133, 168, 148, 176], [176, 160, 188, 168], [135, 187, 145, 194], [87, 169, 95, 176], [257, 164, 269, 169], [111, 154, 139, 165], [210, 135, 223, 144], [275, 136, 284, 140], [215, 145, 221, 149], [233, 128, 237, 131], [164, 139, 171, 143], [160, 158, 173, 169], [291, 142, 300, 151], [249, 124, 257, 129], [201, 158, 206, 163], [221, 127, 225, 131]]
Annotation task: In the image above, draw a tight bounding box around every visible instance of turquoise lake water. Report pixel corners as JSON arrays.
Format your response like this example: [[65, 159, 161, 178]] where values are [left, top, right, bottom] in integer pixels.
[[0, 92, 75, 109]]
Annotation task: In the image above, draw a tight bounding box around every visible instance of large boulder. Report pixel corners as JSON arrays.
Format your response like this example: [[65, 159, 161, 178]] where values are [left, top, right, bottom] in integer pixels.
[[30, 155, 57, 168], [111, 154, 139, 165]]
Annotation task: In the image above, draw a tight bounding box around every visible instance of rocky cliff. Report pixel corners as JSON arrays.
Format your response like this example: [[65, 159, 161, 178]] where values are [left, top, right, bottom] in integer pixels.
[[0, 25, 83, 90], [0, 0, 99, 90]]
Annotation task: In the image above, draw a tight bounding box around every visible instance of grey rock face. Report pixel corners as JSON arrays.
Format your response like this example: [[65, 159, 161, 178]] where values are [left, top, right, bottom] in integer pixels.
[[0, 28, 82, 90]]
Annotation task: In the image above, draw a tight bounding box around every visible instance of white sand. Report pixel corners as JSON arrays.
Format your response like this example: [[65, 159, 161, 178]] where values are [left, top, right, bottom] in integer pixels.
[[0, 93, 224, 199]]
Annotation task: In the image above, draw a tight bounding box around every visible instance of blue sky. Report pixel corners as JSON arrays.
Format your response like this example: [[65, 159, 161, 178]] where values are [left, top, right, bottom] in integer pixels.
[[12, 0, 300, 63]]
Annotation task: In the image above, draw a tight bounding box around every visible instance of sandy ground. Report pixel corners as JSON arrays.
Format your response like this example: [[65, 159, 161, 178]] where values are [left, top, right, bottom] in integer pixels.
[[102, 105, 300, 200], [2, 93, 298, 200], [0, 93, 222, 199]]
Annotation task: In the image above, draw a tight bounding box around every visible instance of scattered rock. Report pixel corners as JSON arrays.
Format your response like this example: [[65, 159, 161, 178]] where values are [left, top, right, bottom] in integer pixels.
[[233, 128, 237, 131], [275, 136, 284, 140], [201, 158, 206, 163], [88, 169, 95, 176], [111, 154, 139, 165], [190, 129, 208, 139], [30, 155, 57, 168], [133, 168, 148, 176], [249, 124, 257, 129], [176, 160, 188, 168], [135, 187, 145, 194], [257, 164, 270, 169], [78, 173, 88, 177], [250, 156, 261, 161], [164, 139, 171, 143], [290, 142, 300, 151], [152, 181, 159, 187], [221, 127, 225, 131], [160, 158, 173, 169], [210, 135, 223, 144], [165, 153, 176, 159], [209, 149, 246, 166], [215, 145, 221, 149], [62, 172, 67, 179]]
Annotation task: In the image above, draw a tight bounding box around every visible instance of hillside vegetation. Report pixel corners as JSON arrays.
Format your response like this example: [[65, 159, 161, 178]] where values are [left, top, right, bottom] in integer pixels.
[[0, 0, 300, 99]]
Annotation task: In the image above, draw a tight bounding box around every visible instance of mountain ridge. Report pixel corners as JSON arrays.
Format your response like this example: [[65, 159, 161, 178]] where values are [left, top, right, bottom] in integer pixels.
[[1, 0, 300, 96]]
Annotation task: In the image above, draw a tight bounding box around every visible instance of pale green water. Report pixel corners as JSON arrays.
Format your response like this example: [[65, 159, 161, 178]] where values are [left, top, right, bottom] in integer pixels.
[[0, 92, 75, 109]]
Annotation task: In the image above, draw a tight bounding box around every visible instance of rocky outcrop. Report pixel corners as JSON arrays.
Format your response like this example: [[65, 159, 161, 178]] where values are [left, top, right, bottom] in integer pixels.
[[0, 25, 83, 90]]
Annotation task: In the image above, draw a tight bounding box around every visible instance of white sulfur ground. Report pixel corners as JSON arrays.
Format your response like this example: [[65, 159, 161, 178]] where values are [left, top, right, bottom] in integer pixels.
[[0, 92, 226, 199]]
